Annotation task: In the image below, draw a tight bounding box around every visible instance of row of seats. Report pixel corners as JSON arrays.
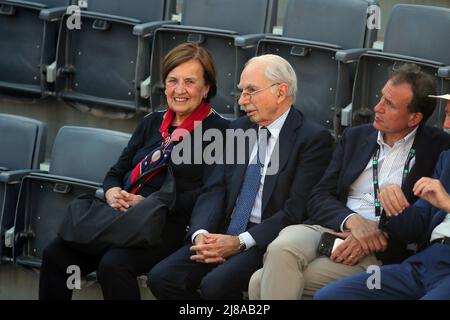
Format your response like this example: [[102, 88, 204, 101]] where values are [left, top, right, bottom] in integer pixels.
[[0, 114, 47, 262], [0, 113, 130, 267], [2, 1, 449, 134], [0, 0, 276, 119]]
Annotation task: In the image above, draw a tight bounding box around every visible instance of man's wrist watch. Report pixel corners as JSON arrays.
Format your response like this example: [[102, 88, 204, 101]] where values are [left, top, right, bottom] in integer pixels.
[[238, 235, 246, 252]]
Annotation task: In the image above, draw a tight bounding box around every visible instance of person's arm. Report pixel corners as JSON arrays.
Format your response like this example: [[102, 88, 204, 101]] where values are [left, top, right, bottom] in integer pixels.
[[380, 151, 449, 244], [187, 161, 227, 239], [307, 129, 356, 230], [103, 117, 149, 192], [186, 117, 230, 239]]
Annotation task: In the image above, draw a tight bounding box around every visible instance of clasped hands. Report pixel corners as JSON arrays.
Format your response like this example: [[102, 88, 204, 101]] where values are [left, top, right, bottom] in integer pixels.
[[190, 233, 240, 264], [105, 187, 144, 212], [334, 214, 389, 266], [333, 177, 450, 266]]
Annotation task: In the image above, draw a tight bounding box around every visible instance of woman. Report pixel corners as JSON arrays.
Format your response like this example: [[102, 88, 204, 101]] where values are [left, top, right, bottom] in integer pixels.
[[39, 43, 229, 300]]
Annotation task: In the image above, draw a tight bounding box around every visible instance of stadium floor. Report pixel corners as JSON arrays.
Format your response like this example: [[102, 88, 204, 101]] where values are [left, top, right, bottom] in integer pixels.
[[0, 264, 155, 300]]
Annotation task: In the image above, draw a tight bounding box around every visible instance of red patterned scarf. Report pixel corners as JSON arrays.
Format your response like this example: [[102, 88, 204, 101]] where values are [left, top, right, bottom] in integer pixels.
[[125, 101, 212, 194]]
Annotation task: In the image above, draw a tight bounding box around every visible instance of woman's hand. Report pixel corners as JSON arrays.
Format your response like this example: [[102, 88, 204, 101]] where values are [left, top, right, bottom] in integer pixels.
[[105, 187, 130, 211], [118, 190, 144, 212]]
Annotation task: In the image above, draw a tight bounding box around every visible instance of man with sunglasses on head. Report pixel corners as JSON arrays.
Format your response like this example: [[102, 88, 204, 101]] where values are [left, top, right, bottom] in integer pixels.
[[148, 54, 334, 299]]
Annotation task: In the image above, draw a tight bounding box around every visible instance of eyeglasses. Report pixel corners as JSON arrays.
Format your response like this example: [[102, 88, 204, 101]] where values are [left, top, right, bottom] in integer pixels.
[[165, 78, 200, 89], [236, 83, 279, 101]]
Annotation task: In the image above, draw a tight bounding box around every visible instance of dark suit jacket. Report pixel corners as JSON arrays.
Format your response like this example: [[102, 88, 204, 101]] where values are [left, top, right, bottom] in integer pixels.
[[188, 108, 334, 249], [380, 150, 450, 248], [306, 124, 450, 263]]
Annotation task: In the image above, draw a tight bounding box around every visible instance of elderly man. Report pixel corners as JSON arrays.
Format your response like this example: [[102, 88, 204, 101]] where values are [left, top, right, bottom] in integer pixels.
[[315, 94, 450, 300], [148, 54, 333, 299], [249, 64, 450, 299]]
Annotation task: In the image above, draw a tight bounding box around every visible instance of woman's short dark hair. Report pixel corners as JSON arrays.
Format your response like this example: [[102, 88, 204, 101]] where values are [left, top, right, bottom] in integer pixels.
[[389, 63, 437, 123], [161, 43, 217, 101]]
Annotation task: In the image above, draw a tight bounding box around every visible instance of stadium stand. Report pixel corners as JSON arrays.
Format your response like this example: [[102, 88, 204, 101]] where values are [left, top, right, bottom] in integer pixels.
[[349, 4, 450, 130], [257, 0, 378, 135], [0, 114, 47, 263], [53, 0, 176, 113], [13, 126, 130, 268], [1, 0, 450, 300], [0, 0, 71, 98]]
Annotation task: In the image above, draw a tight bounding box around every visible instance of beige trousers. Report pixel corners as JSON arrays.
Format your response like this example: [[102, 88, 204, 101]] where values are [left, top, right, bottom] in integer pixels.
[[248, 224, 382, 300]]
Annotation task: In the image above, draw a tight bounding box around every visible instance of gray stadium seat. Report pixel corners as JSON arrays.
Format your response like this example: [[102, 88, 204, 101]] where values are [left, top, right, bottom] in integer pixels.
[[257, 0, 378, 134], [13, 126, 130, 268], [53, 0, 175, 113], [145, 0, 278, 119], [0, 0, 71, 97], [350, 4, 450, 130], [0, 113, 47, 263]]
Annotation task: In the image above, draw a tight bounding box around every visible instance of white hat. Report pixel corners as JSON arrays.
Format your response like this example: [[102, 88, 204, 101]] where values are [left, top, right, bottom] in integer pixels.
[[428, 94, 450, 101]]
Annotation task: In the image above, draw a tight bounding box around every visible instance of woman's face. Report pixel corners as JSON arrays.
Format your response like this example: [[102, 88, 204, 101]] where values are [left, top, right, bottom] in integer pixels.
[[165, 59, 210, 119]]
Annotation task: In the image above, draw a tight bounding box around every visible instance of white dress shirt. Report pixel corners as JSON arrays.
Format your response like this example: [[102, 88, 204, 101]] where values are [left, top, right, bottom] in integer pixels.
[[341, 128, 418, 231], [192, 108, 290, 249], [430, 213, 450, 242]]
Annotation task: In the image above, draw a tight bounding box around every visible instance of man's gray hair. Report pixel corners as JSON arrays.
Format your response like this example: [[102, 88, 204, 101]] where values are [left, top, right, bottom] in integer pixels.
[[246, 54, 298, 103]]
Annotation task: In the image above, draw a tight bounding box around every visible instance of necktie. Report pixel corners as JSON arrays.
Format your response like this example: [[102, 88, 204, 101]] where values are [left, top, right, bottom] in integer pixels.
[[227, 127, 270, 235]]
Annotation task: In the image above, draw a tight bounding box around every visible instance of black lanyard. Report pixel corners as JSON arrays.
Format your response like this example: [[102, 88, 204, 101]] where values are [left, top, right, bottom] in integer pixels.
[[372, 144, 416, 216]]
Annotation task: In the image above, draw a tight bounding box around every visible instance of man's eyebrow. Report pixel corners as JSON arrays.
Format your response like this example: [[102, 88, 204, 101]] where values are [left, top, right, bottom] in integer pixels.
[[380, 90, 393, 104], [237, 84, 255, 90]]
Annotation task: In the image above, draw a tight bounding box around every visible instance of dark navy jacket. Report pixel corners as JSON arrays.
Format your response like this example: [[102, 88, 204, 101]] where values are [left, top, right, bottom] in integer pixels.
[[380, 150, 450, 248]]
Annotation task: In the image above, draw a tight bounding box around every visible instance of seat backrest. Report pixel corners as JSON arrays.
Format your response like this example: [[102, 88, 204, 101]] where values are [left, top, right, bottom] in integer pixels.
[[0, 0, 71, 96], [49, 126, 130, 183], [384, 5, 450, 64], [4, 0, 67, 8], [41, 0, 69, 7], [81, 0, 169, 22], [283, 0, 376, 49], [0, 114, 47, 171], [182, 0, 277, 34]]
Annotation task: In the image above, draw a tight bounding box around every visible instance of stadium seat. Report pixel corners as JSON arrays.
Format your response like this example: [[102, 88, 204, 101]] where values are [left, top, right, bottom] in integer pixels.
[[349, 4, 450, 130], [145, 0, 278, 119], [0, 113, 47, 263], [13, 126, 130, 268], [53, 0, 175, 113], [0, 0, 71, 97], [256, 0, 378, 135]]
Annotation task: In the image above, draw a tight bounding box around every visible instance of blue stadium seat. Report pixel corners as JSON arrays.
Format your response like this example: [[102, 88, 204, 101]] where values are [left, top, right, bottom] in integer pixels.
[[53, 0, 175, 113], [0, 113, 47, 263], [349, 4, 450, 130], [145, 0, 278, 119], [13, 126, 130, 268], [257, 0, 378, 135], [0, 0, 71, 98]]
